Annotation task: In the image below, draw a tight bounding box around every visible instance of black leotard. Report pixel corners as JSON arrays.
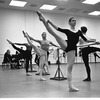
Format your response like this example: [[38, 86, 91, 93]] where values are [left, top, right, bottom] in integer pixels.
[[58, 27, 87, 53]]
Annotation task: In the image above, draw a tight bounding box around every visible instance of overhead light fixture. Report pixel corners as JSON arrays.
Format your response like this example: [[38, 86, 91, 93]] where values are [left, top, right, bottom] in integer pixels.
[[82, 0, 100, 5], [9, 0, 27, 7], [88, 11, 100, 16], [40, 4, 57, 10]]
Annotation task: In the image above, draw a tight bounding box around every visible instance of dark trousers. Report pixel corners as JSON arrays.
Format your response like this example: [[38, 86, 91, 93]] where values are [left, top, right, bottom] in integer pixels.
[[12, 44, 31, 73], [81, 46, 100, 79]]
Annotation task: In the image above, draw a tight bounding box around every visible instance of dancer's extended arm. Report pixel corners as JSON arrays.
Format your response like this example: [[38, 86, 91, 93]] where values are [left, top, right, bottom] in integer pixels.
[[48, 20, 67, 34], [49, 41, 59, 47], [22, 31, 41, 44], [86, 37, 96, 43]]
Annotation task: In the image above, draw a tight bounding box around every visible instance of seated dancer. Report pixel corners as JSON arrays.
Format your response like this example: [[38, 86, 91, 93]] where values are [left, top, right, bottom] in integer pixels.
[[36, 11, 89, 92], [79, 26, 100, 81], [7, 39, 32, 76], [22, 31, 50, 81], [2, 49, 12, 68]]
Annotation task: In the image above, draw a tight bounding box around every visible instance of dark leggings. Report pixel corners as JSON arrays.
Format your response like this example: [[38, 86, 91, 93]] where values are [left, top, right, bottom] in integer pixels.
[[34, 54, 39, 66], [11, 44, 31, 73], [81, 46, 100, 79]]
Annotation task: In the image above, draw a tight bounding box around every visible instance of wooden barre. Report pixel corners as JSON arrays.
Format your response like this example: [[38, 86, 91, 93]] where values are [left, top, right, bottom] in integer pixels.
[[77, 42, 100, 47]]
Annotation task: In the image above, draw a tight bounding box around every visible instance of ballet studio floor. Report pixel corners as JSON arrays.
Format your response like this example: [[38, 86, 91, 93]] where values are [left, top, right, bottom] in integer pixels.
[[0, 63, 100, 98]]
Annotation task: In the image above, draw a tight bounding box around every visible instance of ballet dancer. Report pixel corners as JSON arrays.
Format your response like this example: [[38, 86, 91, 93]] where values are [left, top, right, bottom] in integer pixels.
[[13, 42, 35, 71], [7, 39, 32, 76], [79, 26, 100, 81], [22, 31, 50, 81], [25, 31, 58, 75], [36, 11, 89, 92]]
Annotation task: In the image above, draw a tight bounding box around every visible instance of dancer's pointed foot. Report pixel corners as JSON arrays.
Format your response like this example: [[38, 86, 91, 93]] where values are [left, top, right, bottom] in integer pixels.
[[6, 39, 13, 44], [22, 30, 27, 37], [69, 87, 79, 92], [36, 11, 45, 21]]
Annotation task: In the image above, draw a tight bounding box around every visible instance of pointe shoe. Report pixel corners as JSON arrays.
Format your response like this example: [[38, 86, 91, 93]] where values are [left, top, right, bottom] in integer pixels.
[[22, 31, 27, 37], [22, 30, 25, 35], [36, 11, 44, 21], [6, 39, 13, 44], [69, 87, 79, 92]]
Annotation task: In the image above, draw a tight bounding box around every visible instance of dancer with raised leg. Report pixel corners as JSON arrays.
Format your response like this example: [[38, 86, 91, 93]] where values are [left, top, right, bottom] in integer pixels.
[[26, 31, 58, 75], [36, 11, 89, 92], [14, 42, 33, 71], [22, 31, 49, 81], [7, 39, 32, 76], [79, 26, 100, 81]]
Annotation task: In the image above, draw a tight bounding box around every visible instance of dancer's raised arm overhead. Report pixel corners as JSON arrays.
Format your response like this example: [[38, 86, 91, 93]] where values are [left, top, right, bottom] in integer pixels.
[[22, 30, 41, 44]]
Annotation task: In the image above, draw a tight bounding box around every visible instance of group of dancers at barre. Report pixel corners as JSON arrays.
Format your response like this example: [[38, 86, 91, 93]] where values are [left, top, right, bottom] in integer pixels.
[[6, 11, 100, 92]]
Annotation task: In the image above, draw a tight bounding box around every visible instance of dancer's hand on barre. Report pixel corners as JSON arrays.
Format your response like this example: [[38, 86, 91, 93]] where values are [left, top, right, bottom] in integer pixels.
[[47, 20, 50, 23], [95, 41, 100, 45]]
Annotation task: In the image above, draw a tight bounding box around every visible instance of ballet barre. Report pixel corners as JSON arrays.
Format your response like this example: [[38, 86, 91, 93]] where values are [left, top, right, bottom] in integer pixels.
[[50, 48, 67, 81], [77, 41, 100, 47]]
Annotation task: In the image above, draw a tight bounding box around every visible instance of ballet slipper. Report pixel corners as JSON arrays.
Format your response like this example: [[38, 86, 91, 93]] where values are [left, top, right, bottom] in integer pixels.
[[6, 39, 13, 44], [36, 11, 45, 21], [69, 87, 79, 92], [26, 73, 32, 76], [22, 31, 27, 37], [40, 77, 46, 81]]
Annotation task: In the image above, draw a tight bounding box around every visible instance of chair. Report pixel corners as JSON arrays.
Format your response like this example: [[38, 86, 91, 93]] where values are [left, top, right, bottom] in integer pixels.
[[19, 59, 26, 69]]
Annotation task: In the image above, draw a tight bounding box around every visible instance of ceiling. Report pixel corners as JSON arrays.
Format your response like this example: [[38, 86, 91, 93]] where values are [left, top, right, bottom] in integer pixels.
[[0, 0, 100, 18]]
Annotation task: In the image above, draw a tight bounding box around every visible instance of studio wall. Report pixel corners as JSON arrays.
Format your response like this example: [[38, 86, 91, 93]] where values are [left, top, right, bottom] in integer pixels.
[[0, 8, 100, 64]]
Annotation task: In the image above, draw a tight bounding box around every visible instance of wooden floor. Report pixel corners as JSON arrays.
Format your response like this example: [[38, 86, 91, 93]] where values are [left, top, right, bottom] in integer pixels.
[[0, 63, 100, 98]]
